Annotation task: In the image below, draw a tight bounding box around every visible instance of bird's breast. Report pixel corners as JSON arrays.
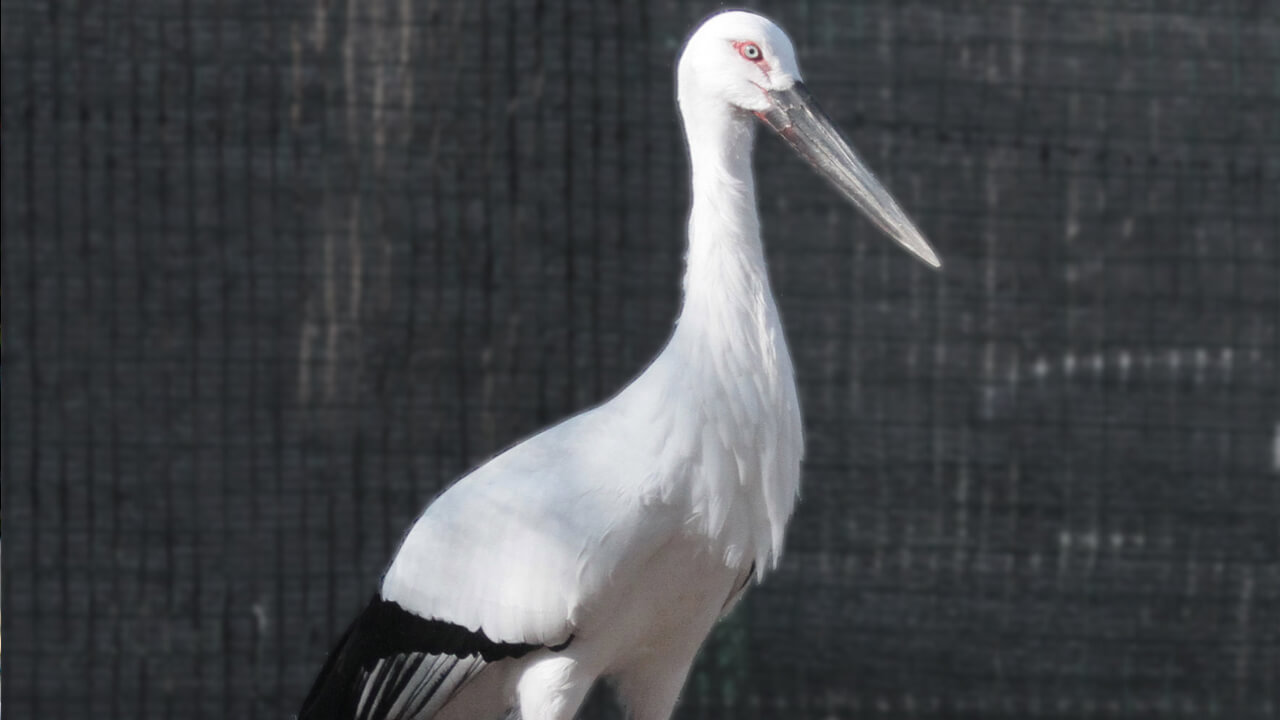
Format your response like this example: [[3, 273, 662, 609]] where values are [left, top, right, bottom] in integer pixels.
[[624, 304, 804, 572]]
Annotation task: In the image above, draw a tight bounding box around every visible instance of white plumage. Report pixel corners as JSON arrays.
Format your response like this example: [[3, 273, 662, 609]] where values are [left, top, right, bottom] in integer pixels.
[[299, 10, 938, 720]]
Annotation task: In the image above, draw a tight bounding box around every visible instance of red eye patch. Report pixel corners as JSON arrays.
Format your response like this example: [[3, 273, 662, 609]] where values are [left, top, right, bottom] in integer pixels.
[[733, 41, 771, 71]]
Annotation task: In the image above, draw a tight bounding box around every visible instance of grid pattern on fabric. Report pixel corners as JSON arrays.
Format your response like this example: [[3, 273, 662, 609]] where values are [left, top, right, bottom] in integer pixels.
[[2, 0, 1277, 718]]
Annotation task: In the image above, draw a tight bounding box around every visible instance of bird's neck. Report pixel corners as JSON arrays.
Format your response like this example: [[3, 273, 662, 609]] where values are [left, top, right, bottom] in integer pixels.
[[676, 108, 771, 341], [637, 103, 802, 573]]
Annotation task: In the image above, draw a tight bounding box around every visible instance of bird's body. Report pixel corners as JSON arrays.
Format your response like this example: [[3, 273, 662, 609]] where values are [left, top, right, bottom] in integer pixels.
[[299, 10, 937, 720]]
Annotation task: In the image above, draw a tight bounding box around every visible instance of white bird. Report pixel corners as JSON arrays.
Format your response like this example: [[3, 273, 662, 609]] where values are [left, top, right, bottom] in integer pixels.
[[298, 10, 939, 720]]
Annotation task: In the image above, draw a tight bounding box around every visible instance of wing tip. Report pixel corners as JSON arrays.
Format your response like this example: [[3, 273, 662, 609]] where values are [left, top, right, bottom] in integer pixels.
[[298, 594, 576, 719]]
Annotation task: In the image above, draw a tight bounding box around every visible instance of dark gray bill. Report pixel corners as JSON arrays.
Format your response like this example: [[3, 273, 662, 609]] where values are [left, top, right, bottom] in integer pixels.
[[757, 83, 941, 268]]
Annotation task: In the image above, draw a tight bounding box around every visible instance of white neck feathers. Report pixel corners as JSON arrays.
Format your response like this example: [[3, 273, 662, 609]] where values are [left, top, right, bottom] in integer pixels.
[[624, 95, 804, 573]]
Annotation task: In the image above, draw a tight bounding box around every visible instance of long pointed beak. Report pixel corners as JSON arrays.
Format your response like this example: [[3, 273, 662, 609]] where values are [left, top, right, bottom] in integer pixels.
[[757, 83, 941, 269]]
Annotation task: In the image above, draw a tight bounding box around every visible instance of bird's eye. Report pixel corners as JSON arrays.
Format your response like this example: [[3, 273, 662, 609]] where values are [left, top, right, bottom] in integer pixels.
[[739, 42, 762, 61]]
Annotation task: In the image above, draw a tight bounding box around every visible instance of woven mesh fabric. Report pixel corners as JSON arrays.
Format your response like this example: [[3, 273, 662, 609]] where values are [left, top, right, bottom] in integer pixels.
[[2, 0, 1277, 717]]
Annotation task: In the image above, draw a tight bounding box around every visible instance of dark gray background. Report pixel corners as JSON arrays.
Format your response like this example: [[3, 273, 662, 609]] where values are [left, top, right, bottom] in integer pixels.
[[3, 0, 1278, 718]]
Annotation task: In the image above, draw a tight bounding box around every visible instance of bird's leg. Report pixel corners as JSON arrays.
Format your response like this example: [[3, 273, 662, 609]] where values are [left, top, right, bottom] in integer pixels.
[[515, 654, 597, 720]]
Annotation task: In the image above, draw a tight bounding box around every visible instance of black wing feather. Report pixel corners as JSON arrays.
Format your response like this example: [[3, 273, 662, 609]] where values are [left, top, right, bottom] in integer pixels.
[[298, 595, 569, 720]]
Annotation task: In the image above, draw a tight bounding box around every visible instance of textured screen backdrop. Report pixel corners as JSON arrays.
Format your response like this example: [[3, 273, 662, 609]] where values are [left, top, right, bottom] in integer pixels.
[[2, 0, 1278, 718]]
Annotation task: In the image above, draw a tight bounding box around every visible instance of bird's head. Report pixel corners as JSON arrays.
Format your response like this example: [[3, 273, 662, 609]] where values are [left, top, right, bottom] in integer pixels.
[[677, 10, 802, 113], [678, 10, 941, 269]]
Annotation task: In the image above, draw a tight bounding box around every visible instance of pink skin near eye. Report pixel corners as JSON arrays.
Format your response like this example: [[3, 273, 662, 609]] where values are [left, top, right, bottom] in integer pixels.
[[732, 41, 772, 72]]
